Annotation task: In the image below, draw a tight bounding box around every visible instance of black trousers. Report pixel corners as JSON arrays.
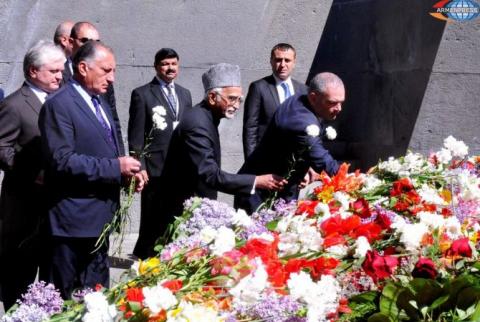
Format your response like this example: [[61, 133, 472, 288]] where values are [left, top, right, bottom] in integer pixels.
[[133, 177, 170, 259], [44, 236, 109, 299]]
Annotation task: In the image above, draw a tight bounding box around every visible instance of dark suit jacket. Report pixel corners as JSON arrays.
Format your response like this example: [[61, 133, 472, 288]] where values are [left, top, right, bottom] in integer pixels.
[[159, 100, 255, 219], [128, 77, 192, 177], [237, 94, 339, 212], [242, 75, 308, 158], [0, 88, 4, 101], [60, 63, 125, 153], [0, 84, 45, 255], [39, 81, 125, 237]]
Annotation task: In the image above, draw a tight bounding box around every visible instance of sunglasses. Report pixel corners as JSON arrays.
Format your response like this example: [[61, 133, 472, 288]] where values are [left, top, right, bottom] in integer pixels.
[[75, 37, 101, 44]]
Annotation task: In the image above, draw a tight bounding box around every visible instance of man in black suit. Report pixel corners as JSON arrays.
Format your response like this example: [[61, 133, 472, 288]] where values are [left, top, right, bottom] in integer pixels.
[[39, 41, 144, 299], [128, 48, 193, 259], [63, 21, 124, 153], [153, 63, 286, 248], [53, 20, 74, 81], [242, 43, 308, 159], [236, 72, 344, 214], [0, 40, 65, 309]]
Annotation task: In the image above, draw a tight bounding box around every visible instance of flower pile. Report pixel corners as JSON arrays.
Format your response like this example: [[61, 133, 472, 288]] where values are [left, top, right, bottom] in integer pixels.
[[10, 136, 480, 321]]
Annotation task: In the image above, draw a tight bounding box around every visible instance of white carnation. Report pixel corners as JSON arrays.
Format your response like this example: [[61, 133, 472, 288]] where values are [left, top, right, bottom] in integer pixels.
[[443, 136, 468, 158], [277, 214, 323, 257], [305, 124, 320, 137], [354, 236, 371, 258], [399, 223, 429, 253], [378, 157, 402, 174], [229, 259, 269, 306], [209, 226, 236, 256], [418, 211, 445, 230], [326, 245, 348, 258], [232, 209, 253, 228], [152, 105, 167, 116], [166, 301, 222, 322], [333, 191, 350, 211], [418, 184, 446, 205], [143, 283, 178, 314], [83, 292, 117, 322], [436, 148, 453, 164], [152, 113, 167, 130], [199, 226, 217, 244], [325, 126, 337, 140], [444, 216, 462, 239]]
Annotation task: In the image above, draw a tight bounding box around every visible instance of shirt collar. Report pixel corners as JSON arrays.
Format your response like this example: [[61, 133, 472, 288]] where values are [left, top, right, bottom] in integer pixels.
[[156, 76, 174, 88], [25, 80, 49, 104], [272, 74, 292, 86]]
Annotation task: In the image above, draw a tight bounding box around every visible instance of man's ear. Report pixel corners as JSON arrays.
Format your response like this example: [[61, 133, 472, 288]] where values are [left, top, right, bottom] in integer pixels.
[[28, 66, 38, 80], [76, 61, 89, 77], [207, 91, 217, 106]]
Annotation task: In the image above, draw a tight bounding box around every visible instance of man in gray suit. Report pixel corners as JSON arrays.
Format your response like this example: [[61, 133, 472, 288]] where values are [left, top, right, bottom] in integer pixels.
[[0, 40, 65, 309], [242, 43, 308, 159]]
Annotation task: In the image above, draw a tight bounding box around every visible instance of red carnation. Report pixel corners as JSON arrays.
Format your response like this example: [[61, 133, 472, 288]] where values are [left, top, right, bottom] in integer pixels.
[[449, 238, 472, 258], [362, 250, 399, 282], [351, 222, 383, 243], [296, 200, 319, 217], [161, 279, 183, 293], [323, 232, 346, 248], [126, 287, 144, 303], [350, 198, 372, 218], [375, 212, 392, 230], [391, 178, 414, 196], [412, 258, 438, 279]]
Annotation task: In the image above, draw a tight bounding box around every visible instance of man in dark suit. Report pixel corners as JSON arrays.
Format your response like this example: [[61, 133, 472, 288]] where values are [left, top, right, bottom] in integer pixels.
[[242, 43, 308, 159], [0, 40, 65, 309], [235, 72, 344, 213], [58, 21, 124, 153], [153, 63, 286, 248], [128, 48, 193, 259], [39, 41, 144, 299], [53, 20, 74, 79]]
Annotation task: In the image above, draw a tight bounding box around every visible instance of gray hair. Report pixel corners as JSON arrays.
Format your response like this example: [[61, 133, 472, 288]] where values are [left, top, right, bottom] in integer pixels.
[[53, 21, 74, 45], [205, 87, 222, 100], [309, 72, 344, 94], [72, 40, 113, 74], [23, 40, 66, 79]]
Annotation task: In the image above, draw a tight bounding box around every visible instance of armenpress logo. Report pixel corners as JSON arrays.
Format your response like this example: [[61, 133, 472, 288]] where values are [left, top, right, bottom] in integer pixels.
[[430, 0, 480, 21]]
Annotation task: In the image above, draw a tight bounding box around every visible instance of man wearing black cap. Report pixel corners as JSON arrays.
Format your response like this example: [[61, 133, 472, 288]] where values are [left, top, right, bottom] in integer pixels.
[[128, 48, 192, 259], [139, 63, 287, 257]]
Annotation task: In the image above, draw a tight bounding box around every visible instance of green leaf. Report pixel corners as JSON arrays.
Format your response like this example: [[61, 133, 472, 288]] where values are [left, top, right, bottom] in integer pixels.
[[380, 283, 402, 317], [350, 291, 379, 304], [266, 219, 279, 231], [368, 313, 394, 322]]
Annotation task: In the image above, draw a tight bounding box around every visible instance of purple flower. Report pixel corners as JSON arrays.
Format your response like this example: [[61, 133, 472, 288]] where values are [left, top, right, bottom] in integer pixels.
[[0, 304, 49, 322], [233, 293, 304, 322], [19, 281, 63, 315]]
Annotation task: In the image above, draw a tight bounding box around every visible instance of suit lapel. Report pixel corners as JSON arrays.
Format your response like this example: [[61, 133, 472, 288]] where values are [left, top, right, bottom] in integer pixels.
[[20, 83, 42, 115], [149, 78, 176, 120], [68, 84, 118, 155], [266, 75, 280, 107], [175, 85, 186, 119]]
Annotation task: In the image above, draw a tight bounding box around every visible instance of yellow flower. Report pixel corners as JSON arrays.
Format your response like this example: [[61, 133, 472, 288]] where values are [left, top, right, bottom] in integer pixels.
[[316, 186, 335, 203], [139, 257, 161, 275]]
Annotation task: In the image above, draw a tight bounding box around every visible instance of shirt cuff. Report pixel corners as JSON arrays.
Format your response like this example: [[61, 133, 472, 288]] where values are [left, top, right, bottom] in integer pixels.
[[250, 177, 256, 195]]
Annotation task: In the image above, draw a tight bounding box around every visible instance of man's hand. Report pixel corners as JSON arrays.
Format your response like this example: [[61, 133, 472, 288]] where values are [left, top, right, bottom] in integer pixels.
[[139, 169, 149, 185], [255, 174, 288, 191], [299, 167, 320, 189], [133, 172, 145, 192], [118, 156, 141, 177]]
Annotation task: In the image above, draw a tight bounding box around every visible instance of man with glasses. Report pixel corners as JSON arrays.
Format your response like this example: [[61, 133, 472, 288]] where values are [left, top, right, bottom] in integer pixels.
[[146, 63, 286, 250], [128, 48, 192, 259], [242, 43, 307, 159], [235, 72, 343, 213], [53, 21, 74, 83]]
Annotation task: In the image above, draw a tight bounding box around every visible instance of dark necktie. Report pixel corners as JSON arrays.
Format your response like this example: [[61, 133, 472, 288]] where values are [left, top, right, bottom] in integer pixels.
[[166, 84, 178, 117], [281, 82, 292, 100], [91, 96, 115, 147]]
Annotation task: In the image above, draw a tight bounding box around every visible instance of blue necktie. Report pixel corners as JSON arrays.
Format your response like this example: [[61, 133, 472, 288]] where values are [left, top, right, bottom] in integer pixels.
[[91, 96, 115, 147], [281, 82, 291, 100], [166, 84, 178, 117]]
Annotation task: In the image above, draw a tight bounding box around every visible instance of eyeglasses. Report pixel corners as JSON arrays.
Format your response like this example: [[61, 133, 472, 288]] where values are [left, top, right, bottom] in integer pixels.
[[75, 37, 101, 44], [216, 93, 244, 105]]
